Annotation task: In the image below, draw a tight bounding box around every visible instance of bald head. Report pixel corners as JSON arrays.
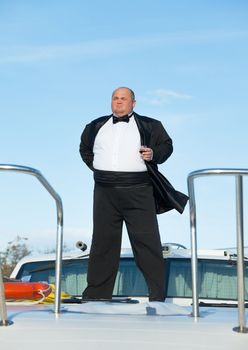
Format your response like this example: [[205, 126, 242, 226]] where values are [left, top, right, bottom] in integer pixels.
[[111, 87, 136, 117], [112, 87, 136, 101]]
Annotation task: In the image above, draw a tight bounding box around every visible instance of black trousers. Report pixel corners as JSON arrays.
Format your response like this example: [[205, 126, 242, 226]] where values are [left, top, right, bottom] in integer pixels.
[[83, 183, 165, 301]]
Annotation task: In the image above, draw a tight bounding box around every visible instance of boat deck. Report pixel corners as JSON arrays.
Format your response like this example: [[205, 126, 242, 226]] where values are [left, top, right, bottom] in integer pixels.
[[1, 302, 247, 350]]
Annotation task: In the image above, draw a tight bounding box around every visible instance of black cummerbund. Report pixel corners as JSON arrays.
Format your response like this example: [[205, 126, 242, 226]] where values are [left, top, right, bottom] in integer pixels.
[[93, 169, 151, 187]]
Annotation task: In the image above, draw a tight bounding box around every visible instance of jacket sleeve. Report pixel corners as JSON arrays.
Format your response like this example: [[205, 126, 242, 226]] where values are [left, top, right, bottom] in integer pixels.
[[79, 124, 94, 170], [150, 121, 173, 165]]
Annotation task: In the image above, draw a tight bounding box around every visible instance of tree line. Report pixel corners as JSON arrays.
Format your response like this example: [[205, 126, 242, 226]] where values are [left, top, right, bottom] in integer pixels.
[[0, 236, 71, 278], [0, 236, 31, 277]]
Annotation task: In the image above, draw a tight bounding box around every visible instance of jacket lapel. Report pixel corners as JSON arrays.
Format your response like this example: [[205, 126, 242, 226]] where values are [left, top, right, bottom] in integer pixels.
[[133, 113, 151, 147]]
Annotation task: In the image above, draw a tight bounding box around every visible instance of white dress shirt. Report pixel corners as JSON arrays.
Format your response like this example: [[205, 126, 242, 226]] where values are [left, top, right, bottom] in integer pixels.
[[93, 116, 147, 172]]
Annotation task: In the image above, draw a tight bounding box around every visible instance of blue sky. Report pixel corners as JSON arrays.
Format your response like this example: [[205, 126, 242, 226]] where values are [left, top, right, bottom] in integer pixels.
[[0, 0, 248, 254]]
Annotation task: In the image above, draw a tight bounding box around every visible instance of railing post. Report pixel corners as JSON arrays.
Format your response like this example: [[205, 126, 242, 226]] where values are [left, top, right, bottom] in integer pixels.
[[0, 267, 12, 326], [187, 176, 199, 318], [0, 266, 8, 325], [233, 175, 248, 333], [35, 172, 63, 315]]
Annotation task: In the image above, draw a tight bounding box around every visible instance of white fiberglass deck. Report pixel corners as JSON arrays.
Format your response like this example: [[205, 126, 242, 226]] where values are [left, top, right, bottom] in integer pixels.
[[1, 302, 247, 350]]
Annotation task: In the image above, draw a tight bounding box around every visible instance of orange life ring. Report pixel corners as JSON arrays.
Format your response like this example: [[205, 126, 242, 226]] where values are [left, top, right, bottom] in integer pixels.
[[4, 281, 52, 300]]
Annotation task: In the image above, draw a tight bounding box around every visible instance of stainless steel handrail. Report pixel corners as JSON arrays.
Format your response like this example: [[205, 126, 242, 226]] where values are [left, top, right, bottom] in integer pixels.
[[187, 168, 248, 333], [0, 262, 10, 326], [0, 164, 63, 326]]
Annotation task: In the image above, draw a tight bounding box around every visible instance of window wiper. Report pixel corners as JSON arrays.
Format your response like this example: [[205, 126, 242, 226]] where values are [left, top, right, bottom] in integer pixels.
[[228, 253, 248, 263], [199, 301, 248, 308]]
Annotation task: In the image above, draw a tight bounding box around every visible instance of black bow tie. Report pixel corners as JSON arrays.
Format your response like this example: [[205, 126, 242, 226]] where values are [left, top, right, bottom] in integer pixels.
[[112, 114, 133, 124]]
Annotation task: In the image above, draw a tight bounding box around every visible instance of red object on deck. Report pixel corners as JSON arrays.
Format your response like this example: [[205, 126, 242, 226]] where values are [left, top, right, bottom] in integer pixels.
[[4, 281, 52, 300]]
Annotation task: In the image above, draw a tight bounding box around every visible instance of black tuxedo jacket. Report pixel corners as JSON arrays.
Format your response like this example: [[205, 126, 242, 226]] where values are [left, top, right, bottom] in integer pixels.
[[80, 112, 188, 214]]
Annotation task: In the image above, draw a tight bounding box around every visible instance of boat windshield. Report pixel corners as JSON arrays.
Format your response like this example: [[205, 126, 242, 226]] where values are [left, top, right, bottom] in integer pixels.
[[15, 258, 149, 297], [14, 257, 248, 301]]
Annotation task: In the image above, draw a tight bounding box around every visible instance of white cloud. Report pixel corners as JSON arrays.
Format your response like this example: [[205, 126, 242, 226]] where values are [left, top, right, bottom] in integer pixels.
[[142, 89, 192, 105], [0, 30, 247, 64]]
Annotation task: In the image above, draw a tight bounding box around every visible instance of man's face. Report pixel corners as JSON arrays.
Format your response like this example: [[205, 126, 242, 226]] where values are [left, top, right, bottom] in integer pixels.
[[111, 88, 136, 117]]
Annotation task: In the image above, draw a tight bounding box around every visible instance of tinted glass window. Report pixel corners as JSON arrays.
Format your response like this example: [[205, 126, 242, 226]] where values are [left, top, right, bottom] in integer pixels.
[[166, 258, 248, 300], [16, 257, 248, 300], [16, 258, 149, 297]]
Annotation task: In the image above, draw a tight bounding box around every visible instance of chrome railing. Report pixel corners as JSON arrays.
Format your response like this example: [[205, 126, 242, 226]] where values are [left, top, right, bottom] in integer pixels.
[[0, 164, 63, 326], [187, 168, 248, 333]]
